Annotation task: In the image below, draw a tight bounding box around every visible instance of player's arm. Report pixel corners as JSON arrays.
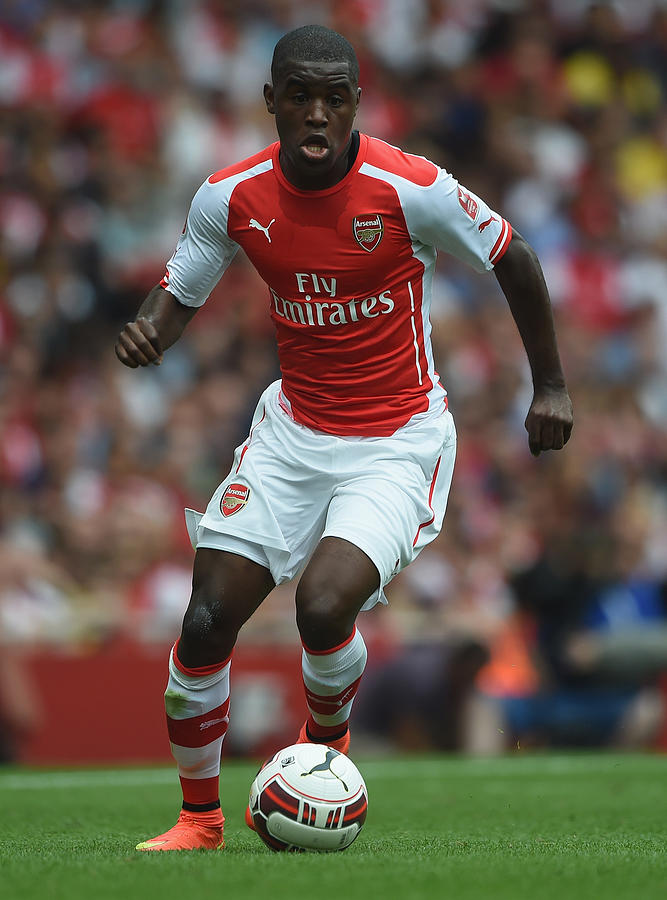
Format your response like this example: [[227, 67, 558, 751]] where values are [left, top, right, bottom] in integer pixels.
[[115, 285, 198, 368], [492, 229, 573, 456], [115, 175, 239, 369]]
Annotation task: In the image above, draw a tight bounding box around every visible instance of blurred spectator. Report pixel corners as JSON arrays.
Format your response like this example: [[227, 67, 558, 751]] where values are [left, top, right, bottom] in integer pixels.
[[474, 522, 667, 751]]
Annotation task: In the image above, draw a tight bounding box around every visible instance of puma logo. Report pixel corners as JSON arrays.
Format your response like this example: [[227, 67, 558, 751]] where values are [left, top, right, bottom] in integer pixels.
[[301, 749, 348, 791], [249, 217, 276, 242], [478, 215, 497, 233], [199, 716, 229, 731], [306, 690, 343, 708]]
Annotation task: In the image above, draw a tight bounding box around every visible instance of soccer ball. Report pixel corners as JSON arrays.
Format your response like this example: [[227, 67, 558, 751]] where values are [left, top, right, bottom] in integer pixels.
[[248, 742, 368, 852]]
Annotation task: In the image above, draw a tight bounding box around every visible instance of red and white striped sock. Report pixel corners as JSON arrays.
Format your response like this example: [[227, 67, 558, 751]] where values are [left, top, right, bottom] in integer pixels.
[[164, 640, 231, 814], [301, 627, 367, 743]]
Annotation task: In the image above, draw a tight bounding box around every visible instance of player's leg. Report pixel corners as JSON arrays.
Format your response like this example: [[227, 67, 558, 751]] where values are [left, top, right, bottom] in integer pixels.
[[137, 548, 274, 851], [178, 547, 275, 665], [244, 537, 373, 833], [294, 536, 378, 753], [293, 409, 457, 757]]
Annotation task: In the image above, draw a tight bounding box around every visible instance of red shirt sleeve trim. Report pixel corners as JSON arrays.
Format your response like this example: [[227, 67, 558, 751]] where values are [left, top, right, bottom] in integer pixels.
[[489, 219, 512, 265]]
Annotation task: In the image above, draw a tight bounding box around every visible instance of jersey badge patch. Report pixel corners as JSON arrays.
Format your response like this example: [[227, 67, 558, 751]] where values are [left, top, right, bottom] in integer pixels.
[[457, 187, 478, 220], [221, 483, 250, 517], [353, 214, 384, 252]]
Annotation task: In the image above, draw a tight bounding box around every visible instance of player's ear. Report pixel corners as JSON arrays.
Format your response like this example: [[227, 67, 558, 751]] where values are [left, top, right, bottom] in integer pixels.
[[264, 83, 275, 115], [354, 86, 361, 118]]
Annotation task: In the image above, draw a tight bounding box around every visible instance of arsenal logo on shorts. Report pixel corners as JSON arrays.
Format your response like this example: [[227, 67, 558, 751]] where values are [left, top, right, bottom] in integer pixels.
[[353, 214, 384, 252], [457, 187, 478, 220], [221, 483, 250, 517]]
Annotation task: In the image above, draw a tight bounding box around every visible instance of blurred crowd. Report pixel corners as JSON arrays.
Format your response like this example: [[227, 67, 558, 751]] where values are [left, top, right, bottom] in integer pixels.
[[1, 0, 667, 755]]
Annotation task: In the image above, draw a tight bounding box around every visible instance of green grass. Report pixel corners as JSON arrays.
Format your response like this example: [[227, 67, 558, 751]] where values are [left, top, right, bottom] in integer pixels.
[[1, 754, 665, 900]]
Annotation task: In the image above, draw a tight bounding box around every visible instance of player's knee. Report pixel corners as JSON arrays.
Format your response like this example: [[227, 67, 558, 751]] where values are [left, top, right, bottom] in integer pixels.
[[181, 585, 241, 648], [295, 580, 354, 648]]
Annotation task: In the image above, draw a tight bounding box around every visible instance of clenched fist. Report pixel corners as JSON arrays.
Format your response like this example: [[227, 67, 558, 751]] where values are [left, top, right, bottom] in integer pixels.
[[525, 385, 573, 456], [115, 317, 163, 368]]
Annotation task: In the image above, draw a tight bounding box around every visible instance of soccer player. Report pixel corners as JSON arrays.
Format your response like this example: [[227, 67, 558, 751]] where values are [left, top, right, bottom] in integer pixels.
[[116, 25, 573, 851]]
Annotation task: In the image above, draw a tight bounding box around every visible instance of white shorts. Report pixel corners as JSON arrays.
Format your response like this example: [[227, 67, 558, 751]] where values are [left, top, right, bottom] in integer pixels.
[[185, 380, 456, 610]]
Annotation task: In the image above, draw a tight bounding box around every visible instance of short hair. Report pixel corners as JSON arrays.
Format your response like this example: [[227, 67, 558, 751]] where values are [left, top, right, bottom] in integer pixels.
[[271, 25, 359, 86]]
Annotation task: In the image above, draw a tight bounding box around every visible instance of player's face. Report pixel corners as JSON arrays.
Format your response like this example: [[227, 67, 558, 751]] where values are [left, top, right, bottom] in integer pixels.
[[264, 60, 361, 191]]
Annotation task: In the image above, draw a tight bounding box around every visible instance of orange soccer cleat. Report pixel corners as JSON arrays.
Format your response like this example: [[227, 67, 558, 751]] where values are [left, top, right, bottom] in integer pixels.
[[136, 809, 225, 851], [297, 721, 350, 755], [245, 803, 256, 831]]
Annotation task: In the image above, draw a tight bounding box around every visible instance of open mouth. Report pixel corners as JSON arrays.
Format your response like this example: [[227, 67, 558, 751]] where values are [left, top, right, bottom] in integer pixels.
[[300, 135, 329, 162]]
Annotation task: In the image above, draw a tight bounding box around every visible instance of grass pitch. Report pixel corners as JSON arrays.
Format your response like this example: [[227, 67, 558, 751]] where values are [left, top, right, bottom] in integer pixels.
[[1, 753, 665, 900]]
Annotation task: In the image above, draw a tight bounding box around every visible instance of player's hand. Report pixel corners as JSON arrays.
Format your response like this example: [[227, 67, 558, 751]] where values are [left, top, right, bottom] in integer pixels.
[[115, 317, 163, 368], [525, 385, 573, 456]]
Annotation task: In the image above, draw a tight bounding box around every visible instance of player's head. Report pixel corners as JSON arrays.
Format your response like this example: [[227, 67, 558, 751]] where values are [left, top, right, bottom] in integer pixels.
[[265, 26, 362, 191], [270, 25, 360, 87]]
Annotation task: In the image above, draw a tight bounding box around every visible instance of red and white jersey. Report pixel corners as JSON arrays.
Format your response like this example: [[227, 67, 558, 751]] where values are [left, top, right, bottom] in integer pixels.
[[161, 133, 512, 437]]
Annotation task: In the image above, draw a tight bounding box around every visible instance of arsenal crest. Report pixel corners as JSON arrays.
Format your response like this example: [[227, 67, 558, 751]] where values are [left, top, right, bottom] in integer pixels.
[[353, 214, 384, 252], [220, 483, 250, 517], [457, 187, 478, 220]]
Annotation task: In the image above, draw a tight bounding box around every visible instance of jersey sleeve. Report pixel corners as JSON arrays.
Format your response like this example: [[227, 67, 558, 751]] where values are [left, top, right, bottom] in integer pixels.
[[160, 179, 240, 308], [409, 168, 512, 273]]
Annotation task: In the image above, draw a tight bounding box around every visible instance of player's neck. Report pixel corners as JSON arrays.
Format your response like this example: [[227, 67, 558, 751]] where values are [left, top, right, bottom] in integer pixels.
[[279, 131, 360, 191]]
